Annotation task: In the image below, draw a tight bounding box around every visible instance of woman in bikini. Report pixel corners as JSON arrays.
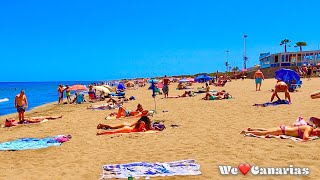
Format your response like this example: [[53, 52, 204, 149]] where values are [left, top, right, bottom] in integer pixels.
[[271, 80, 291, 103], [4, 115, 63, 127], [242, 125, 320, 141], [96, 116, 154, 135], [109, 104, 147, 118]]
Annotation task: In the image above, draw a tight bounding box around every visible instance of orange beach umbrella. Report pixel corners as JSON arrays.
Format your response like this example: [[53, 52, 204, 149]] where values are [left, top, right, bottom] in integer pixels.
[[69, 85, 88, 91]]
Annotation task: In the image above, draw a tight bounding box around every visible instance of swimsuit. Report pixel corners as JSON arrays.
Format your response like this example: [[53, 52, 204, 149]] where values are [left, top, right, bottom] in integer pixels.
[[209, 95, 216, 100], [255, 78, 262, 84], [66, 91, 70, 97], [125, 110, 130, 116], [297, 126, 304, 139], [280, 125, 304, 139], [16, 105, 26, 112], [162, 85, 169, 94]]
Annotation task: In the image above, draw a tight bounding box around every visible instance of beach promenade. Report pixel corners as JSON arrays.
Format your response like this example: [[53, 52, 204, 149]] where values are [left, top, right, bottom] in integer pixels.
[[0, 78, 319, 180]]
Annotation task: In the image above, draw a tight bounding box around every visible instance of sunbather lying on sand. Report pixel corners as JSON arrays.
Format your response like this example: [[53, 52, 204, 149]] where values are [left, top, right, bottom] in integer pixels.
[[202, 90, 231, 100], [97, 116, 154, 135], [177, 83, 187, 90], [87, 103, 118, 110], [311, 90, 320, 99], [4, 116, 62, 127], [109, 104, 148, 118], [167, 91, 194, 98], [241, 125, 320, 141]]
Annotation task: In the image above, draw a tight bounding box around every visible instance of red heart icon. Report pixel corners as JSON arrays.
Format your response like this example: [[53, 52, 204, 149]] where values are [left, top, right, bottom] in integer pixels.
[[238, 164, 250, 175]]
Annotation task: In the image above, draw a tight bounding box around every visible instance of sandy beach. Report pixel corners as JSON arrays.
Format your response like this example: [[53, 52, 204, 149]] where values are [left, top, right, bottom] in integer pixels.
[[0, 78, 320, 180]]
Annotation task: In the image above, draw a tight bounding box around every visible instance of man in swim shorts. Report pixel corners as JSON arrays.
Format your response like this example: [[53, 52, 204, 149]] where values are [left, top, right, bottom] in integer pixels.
[[14, 90, 28, 123], [65, 84, 71, 103], [162, 75, 170, 98], [57, 84, 64, 104], [271, 80, 291, 103], [253, 69, 265, 91]]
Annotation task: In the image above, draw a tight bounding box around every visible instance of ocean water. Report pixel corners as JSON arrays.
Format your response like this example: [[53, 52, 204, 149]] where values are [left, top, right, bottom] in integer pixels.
[[0, 81, 99, 116]]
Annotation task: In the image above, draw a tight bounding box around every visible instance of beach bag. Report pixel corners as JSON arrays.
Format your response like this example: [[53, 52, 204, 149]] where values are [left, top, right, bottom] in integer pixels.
[[292, 116, 308, 127], [152, 122, 166, 131]]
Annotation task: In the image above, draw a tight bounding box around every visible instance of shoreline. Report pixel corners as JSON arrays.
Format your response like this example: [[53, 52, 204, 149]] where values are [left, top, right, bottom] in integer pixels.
[[0, 101, 58, 119]]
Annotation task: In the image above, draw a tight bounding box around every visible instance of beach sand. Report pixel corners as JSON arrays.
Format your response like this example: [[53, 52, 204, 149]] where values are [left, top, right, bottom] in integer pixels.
[[0, 78, 320, 180]]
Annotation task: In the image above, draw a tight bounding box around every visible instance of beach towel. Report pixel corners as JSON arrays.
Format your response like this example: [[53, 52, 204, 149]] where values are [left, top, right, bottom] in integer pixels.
[[253, 100, 289, 107], [105, 130, 160, 135], [0, 135, 71, 151], [244, 133, 319, 142], [99, 159, 201, 179]]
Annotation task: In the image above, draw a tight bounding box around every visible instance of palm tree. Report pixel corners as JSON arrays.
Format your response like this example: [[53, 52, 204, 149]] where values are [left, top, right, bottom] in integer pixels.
[[294, 42, 307, 52], [280, 39, 291, 52], [232, 66, 239, 72]]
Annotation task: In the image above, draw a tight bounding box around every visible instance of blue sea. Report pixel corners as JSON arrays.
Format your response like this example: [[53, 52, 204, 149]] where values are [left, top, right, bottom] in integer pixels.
[[0, 81, 101, 116]]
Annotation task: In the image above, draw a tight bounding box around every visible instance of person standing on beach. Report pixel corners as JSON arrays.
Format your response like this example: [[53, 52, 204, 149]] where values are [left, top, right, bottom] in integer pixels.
[[162, 75, 170, 98], [57, 84, 64, 104], [253, 69, 265, 91], [14, 90, 28, 123], [307, 66, 312, 80], [65, 84, 71, 103]]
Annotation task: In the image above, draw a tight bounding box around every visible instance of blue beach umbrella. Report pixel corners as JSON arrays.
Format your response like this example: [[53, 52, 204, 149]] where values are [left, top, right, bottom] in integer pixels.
[[275, 68, 300, 83], [117, 83, 126, 90], [151, 80, 156, 98], [195, 74, 213, 83]]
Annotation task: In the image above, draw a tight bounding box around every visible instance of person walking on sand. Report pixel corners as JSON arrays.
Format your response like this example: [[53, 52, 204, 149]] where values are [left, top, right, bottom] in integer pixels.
[[253, 69, 265, 91], [57, 84, 64, 104], [65, 84, 71, 103], [14, 90, 28, 123], [307, 66, 312, 80], [162, 75, 170, 98]]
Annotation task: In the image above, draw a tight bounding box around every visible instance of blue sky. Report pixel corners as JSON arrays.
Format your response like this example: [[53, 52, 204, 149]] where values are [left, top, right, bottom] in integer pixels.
[[1, 0, 320, 82]]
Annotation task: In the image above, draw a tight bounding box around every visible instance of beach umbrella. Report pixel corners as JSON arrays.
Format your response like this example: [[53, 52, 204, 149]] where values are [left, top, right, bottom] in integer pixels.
[[148, 79, 158, 83], [241, 68, 248, 72], [117, 83, 126, 90], [187, 78, 195, 82], [275, 68, 300, 83], [102, 85, 114, 92], [93, 86, 110, 94], [179, 78, 190, 83], [195, 74, 213, 83], [69, 85, 88, 91]]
